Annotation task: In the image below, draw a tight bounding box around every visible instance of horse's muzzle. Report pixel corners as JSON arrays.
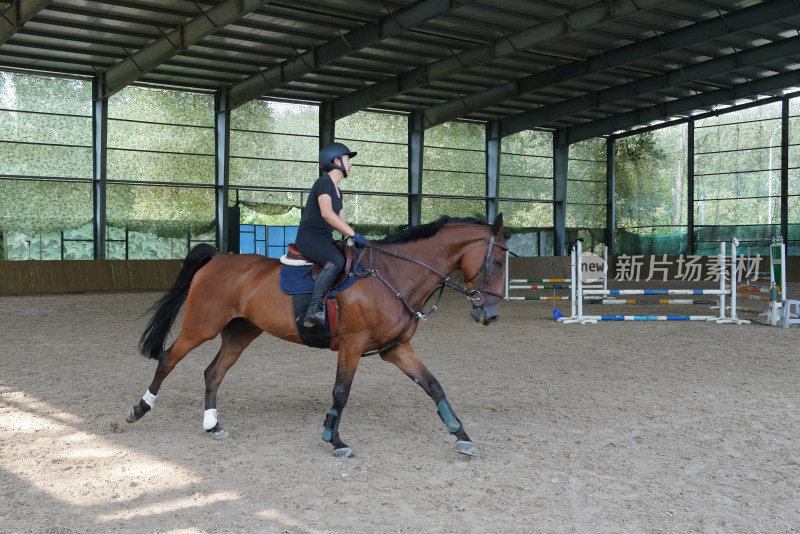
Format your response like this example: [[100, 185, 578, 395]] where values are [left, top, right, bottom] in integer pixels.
[[470, 303, 500, 325]]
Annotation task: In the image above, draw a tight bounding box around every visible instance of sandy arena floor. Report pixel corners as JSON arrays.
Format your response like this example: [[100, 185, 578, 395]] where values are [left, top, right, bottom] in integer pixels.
[[1, 288, 799, 533]]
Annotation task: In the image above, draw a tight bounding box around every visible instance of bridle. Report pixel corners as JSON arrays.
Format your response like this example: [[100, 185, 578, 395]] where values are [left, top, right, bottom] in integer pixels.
[[461, 234, 508, 305], [352, 234, 508, 356]]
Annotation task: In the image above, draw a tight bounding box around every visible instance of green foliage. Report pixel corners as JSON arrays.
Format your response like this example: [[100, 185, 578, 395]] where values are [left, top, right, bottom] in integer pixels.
[[0, 143, 91, 178], [619, 130, 662, 162], [498, 200, 552, 228], [0, 180, 92, 234], [108, 150, 214, 183], [567, 138, 606, 229], [0, 72, 90, 114], [616, 125, 687, 233], [4, 70, 798, 261], [109, 85, 213, 126], [106, 184, 215, 237], [499, 131, 555, 229], [502, 130, 552, 157], [338, 111, 407, 143], [426, 121, 484, 149]]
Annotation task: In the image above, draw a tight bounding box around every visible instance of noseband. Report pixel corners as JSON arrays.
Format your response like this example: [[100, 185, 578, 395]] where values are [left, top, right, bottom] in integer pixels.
[[352, 234, 507, 356]]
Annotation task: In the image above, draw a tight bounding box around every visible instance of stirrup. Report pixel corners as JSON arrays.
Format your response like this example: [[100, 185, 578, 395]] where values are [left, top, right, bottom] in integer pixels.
[[303, 307, 325, 328]]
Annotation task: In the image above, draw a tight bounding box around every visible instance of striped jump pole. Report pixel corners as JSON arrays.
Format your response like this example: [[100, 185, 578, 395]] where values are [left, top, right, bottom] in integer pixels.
[[559, 238, 750, 325], [584, 315, 720, 321], [585, 298, 718, 305], [509, 278, 571, 284], [735, 293, 772, 302], [584, 288, 728, 296], [737, 286, 772, 294], [504, 246, 608, 303], [508, 284, 569, 290], [506, 296, 571, 301]]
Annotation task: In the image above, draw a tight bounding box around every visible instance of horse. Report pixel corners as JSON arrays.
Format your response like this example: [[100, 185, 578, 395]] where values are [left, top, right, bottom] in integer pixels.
[[126, 214, 509, 458]]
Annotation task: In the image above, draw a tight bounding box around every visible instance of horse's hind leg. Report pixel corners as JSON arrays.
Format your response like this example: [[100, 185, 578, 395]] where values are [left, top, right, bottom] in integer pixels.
[[126, 330, 210, 424], [381, 342, 476, 456], [202, 318, 262, 440]]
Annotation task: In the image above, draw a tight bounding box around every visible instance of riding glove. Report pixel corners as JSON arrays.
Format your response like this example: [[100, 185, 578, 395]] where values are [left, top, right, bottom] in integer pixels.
[[350, 233, 369, 247]]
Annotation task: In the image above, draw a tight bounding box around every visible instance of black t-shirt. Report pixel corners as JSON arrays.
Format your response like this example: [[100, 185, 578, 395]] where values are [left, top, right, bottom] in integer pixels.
[[299, 174, 342, 238]]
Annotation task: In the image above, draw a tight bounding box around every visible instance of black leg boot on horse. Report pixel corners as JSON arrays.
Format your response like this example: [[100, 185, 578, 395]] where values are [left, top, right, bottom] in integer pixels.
[[303, 262, 339, 328]]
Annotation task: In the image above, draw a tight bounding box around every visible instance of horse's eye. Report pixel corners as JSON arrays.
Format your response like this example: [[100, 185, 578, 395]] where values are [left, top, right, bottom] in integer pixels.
[[493, 259, 503, 268]]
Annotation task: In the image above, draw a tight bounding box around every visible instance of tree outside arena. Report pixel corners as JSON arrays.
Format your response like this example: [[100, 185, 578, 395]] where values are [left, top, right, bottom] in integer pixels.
[[0, 71, 797, 260]]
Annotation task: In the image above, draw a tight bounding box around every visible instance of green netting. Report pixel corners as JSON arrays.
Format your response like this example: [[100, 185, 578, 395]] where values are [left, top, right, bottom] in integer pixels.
[[618, 224, 798, 256], [566, 228, 606, 255], [695, 225, 782, 255], [618, 229, 689, 255]]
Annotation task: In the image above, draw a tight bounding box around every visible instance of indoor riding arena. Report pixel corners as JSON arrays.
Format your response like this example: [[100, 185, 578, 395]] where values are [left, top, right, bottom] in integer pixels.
[[2, 2, 800, 533]]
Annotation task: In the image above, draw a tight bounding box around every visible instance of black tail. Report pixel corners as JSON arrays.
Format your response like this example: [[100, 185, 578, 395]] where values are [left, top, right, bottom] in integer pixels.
[[138, 243, 218, 359]]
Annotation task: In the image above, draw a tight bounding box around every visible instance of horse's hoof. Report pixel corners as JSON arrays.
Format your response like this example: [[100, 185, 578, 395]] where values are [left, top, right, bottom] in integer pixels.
[[212, 429, 231, 441], [332, 447, 354, 459], [454, 440, 476, 456], [125, 406, 138, 423], [206, 424, 230, 441]]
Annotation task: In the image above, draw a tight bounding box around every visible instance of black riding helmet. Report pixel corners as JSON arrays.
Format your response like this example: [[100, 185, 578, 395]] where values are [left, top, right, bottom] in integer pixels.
[[319, 142, 357, 176]]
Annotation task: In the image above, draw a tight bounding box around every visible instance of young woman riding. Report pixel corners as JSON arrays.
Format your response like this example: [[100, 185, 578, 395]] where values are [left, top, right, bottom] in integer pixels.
[[295, 142, 369, 327]]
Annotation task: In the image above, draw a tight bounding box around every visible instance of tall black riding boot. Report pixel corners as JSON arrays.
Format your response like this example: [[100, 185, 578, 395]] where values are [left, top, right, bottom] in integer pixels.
[[303, 262, 339, 328]]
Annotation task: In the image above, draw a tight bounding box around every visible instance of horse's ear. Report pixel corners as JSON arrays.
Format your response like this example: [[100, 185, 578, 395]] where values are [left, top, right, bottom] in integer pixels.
[[492, 213, 504, 235]]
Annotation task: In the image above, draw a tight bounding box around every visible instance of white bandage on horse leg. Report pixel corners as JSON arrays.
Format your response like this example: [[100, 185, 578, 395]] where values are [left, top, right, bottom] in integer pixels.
[[142, 390, 157, 409], [203, 409, 218, 430]]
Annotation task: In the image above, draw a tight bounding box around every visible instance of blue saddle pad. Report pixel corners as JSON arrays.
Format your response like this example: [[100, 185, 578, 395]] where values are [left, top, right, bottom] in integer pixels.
[[279, 264, 361, 295]]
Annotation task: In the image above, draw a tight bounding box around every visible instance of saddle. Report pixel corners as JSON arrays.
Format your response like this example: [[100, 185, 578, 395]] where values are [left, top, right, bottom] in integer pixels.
[[279, 240, 362, 352], [282, 240, 359, 289]]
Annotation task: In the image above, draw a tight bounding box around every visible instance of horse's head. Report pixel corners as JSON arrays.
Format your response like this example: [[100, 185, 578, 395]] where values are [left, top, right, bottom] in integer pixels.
[[462, 213, 508, 326]]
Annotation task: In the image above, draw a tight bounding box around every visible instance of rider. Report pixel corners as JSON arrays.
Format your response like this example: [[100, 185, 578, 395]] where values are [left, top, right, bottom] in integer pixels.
[[295, 142, 369, 328]]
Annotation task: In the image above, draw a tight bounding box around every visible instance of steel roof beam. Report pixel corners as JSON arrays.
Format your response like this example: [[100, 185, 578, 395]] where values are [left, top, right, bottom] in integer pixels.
[[330, 0, 678, 121], [226, 0, 475, 110], [101, 0, 267, 98], [499, 35, 800, 138], [0, 0, 53, 46], [428, 0, 800, 131], [565, 69, 800, 144]]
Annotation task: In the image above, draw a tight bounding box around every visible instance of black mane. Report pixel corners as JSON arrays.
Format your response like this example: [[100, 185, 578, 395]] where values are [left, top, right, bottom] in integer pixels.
[[375, 215, 489, 245]]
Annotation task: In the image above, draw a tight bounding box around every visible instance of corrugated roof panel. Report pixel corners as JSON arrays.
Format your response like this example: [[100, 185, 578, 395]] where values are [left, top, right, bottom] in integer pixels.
[[0, 0, 796, 135]]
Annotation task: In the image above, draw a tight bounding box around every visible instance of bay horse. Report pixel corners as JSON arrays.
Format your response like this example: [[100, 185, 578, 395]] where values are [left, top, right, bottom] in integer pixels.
[[126, 214, 509, 458]]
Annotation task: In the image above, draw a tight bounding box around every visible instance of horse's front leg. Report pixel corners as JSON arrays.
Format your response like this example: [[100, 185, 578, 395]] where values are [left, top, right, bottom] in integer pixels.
[[322, 344, 363, 458], [381, 342, 475, 456]]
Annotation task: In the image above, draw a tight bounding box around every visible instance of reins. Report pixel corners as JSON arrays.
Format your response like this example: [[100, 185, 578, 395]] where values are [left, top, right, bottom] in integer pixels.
[[351, 234, 507, 356]]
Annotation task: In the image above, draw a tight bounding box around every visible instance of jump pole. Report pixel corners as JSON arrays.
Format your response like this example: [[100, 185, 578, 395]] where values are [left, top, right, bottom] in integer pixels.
[[587, 298, 718, 305], [559, 239, 749, 325], [736, 239, 786, 325], [560, 239, 592, 324], [504, 246, 608, 302]]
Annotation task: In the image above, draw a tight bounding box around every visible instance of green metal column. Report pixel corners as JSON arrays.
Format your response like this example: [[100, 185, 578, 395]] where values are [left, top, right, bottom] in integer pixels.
[[320, 101, 335, 149], [408, 111, 423, 227], [781, 96, 789, 242], [553, 130, 568, 255], [215, 90, 231, 253], [687, 118, 695, 254], [606, 137, 616, 254], [92, 78, 107, 260], [486, 121, 500, 223]]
